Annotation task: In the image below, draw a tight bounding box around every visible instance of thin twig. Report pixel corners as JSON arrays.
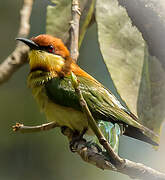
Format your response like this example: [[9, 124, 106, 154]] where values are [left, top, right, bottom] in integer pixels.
[[60, 124, 115, 170], [76, 86, 124, 167], [70, 0, 81, 62], [70, 72, 124, 167], [70, 71, 165, 180], [12, 122, 59, 133], [0, 0, 34, 85]]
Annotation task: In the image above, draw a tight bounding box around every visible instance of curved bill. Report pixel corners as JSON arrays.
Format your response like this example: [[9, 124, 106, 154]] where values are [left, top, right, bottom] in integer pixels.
[[16, 37, 39, 50]]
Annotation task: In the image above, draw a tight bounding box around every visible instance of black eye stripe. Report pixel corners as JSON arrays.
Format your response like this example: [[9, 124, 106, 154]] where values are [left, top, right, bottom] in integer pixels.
[[39, 45, 55, 54]]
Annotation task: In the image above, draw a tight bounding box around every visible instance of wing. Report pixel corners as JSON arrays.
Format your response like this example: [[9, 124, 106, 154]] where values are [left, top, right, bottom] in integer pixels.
[[45, 75, 158, 146]]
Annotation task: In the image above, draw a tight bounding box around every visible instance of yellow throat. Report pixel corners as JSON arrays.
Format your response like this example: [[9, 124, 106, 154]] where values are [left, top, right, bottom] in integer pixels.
[[28, 50, 65, 72]]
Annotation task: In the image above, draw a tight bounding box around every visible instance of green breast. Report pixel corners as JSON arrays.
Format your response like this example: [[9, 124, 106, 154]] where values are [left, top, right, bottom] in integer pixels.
[[45, 75, 142, 128], [45, 76, 81, 110], [45, 75, 120, 122]]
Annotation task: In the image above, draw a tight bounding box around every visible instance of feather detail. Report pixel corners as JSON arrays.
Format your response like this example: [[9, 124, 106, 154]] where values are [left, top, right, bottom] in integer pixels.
[[45, 75, 159, 146], [28, 50, 65, 74], [71, 63, 97, 81], [31, 34, 70, 59]]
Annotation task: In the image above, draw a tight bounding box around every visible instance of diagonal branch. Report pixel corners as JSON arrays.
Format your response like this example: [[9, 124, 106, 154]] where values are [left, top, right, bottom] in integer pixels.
[[0, 0, 34, 85], [70, 71, 165, 180]]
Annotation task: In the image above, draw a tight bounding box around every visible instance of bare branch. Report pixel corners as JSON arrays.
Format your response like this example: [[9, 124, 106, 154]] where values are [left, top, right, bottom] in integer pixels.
[[64, 131, 165, 180], [70, 71, 124, 167], [69, 71, 165, 180], [61, 125, 116, 170], [12, 122, 59, 133], [118, 159, 165, 180], [0, 0, 34, 85], [70, 0, 81, 62], [18, 0, 33, 38]]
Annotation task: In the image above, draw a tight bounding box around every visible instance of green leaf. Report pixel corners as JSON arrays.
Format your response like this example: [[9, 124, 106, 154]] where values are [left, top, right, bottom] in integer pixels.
[[78, 0, 96, 48], [137, 50, 165, 137], [46, 0, 71, 44], [46, 0, 95, 47], [96, 0, 145, 116], [96, 0, 165, 141]]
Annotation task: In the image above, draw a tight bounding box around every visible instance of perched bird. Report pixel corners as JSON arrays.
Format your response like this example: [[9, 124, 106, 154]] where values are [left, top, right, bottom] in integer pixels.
[[16, 34, 158, 146]]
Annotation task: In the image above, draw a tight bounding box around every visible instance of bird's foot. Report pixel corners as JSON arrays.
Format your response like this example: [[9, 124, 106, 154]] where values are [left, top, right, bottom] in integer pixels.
[[69, 136, 86, 153], [85, 141, 103, 153], [69, 128, 87, 152]]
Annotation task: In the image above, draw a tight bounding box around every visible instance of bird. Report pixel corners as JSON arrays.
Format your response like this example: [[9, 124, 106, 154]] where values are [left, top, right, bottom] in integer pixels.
[[16, 34, 159, 147]]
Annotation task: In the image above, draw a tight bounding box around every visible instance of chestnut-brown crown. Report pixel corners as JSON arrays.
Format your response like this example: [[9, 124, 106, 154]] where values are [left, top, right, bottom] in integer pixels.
[[31, 34, 70, 59]]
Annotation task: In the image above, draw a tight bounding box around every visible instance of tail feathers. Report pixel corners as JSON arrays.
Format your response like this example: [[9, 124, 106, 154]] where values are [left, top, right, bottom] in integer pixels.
[[123, 125, 159, 146]]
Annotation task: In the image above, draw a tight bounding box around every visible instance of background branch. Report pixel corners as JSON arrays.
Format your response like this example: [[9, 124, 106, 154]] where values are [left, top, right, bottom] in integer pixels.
[[0, 0, 33, 85], [70, 0, 81, 62]]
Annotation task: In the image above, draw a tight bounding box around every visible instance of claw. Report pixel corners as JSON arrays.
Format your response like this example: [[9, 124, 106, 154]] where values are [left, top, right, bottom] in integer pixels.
[[69, 128, 87, 152], [69, 137, 86, 152]]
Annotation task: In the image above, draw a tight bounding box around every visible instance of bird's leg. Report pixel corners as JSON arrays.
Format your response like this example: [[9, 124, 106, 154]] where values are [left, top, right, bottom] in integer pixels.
[[69, 128, 87, 152], [12, 122, 58, 133]]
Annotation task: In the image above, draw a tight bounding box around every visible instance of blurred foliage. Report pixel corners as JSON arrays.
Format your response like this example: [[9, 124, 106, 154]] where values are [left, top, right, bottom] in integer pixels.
[[95, 0, 165, 141], [118, 0, 165, 69], [0, 0, 165, 180], [46, 0, 95, 47], [118, 0, 165, 138], [96, 0, 145, 116], [137, 52, 165, 138]]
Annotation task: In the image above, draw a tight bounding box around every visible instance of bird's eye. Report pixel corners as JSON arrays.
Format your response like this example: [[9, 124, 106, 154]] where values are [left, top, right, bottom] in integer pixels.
[[47, 45, 55, 54]]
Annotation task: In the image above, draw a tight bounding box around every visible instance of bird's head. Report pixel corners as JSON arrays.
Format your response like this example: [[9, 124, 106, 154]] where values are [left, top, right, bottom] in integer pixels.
[[17, 34, 94, 80], [16, 34, 71, 74]]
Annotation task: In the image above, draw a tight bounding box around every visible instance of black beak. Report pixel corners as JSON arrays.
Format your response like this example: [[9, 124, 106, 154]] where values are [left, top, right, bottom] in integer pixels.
[[16, 37, 39, 50]]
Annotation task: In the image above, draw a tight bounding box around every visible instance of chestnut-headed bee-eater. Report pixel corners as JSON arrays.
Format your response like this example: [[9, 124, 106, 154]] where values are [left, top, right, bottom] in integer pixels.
[[16, 34, 158, 146]]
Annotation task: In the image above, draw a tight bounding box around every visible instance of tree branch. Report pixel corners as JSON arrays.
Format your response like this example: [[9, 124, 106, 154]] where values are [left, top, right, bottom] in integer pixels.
[[118, 159, 165, 180], [70, 71, 165, 180], [70, 72, 124, 167], [12, 122, 58, 133], [0, 0, 34, 85], [70, 0, 81, 62]]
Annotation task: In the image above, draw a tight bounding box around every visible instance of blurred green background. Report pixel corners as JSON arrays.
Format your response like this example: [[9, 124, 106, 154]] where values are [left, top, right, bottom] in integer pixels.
[[0, 0, 165, 179]]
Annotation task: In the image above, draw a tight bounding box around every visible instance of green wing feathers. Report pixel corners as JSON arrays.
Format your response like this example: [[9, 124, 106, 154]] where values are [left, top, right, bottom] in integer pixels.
[[45, 75, 159, 146]]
